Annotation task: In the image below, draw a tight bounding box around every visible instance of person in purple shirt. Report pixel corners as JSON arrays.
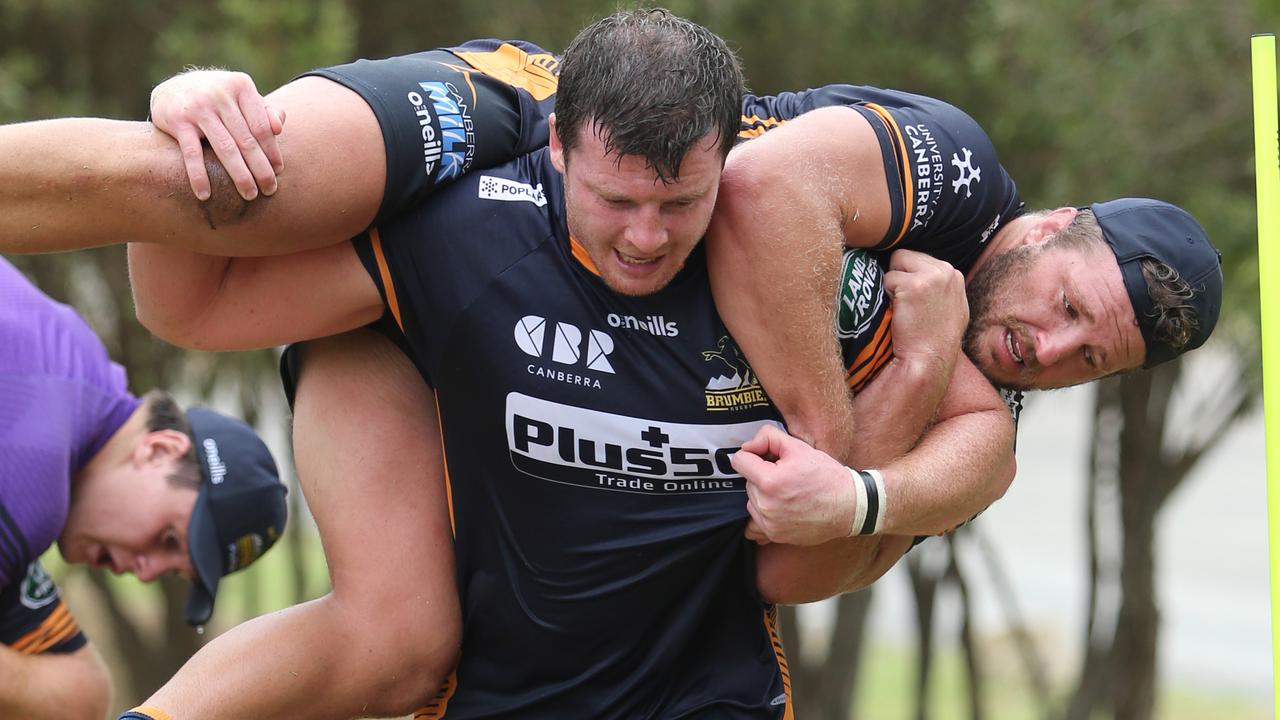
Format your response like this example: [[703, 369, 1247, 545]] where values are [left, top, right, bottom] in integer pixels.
[[0, 257, 287, 720]]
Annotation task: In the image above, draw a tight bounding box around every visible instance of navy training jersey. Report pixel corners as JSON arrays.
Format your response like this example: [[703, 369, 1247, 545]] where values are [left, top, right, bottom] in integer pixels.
[[301, 40, 559, 227], [308, 45, 1026, 411], [740, 85, 1024, 275], [354, 150, 792, 719], [307, 43, 1023, 277]]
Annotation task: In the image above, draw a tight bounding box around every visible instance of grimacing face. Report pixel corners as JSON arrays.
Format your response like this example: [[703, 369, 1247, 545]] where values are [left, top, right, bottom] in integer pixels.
[[962, 239, 1145, 390], [59, 446, 197, 582], [549, 117, 724, 297]]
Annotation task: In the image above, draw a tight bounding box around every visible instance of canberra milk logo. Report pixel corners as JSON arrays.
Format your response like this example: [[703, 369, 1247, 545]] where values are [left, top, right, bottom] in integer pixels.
[[19, 561, 58, 610], [702, 336, 768, 412], [836, 248, 886, 340], [479, 175, 547, 207], [418, 80, 475, 182], [202, 438, 227, 485]]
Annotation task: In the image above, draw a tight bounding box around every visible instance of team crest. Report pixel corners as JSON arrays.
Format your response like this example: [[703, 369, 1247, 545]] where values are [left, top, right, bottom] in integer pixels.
[[702, 336, 768, 412], [19, 561, 58, 610], [836, 249, 887, 340]]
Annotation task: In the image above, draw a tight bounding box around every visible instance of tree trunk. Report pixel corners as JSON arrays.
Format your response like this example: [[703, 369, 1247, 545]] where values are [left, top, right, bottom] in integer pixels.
[[908, 547, 943, 720]]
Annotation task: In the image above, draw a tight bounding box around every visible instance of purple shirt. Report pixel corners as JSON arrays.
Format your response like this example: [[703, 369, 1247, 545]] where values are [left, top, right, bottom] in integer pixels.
[[0, 259, 138, 590]]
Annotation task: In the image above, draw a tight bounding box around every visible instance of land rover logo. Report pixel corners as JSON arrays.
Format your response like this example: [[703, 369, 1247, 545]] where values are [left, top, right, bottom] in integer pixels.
[[19, 561, 58, 610], [835, 248, 886, 340]]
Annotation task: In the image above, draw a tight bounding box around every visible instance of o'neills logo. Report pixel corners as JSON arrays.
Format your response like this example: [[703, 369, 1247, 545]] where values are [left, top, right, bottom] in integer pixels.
[[406, 90, 442, 178], [701, 336, 768, 412], [606, 313, 679, 337], [202, 438, 227, 485]]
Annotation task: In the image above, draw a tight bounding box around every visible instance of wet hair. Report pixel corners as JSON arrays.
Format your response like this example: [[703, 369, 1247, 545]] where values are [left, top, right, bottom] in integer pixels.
[[555, 8, 745, 182], [1050, 208, 1200, 358], [141, 390, 201, 490]]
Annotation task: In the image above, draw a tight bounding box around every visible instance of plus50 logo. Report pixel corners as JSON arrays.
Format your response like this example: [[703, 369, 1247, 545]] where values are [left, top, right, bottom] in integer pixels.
[[515, 315, 615, 373]]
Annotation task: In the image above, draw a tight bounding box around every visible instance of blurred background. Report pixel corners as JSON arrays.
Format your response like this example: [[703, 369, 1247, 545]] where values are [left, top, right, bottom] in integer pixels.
[[1, 0, 1274, 718]]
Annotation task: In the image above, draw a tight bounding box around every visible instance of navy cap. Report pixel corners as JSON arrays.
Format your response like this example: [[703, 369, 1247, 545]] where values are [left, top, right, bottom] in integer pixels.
[[184, 407, 287, 627], [1091, 198, 1223, 368]]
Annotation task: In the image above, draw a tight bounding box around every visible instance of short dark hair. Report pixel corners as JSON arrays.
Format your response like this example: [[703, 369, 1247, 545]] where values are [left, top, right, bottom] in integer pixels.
[[142, 389, 202, 490], [1050, 208, 1200, 361], [555, 8, 745, 182]]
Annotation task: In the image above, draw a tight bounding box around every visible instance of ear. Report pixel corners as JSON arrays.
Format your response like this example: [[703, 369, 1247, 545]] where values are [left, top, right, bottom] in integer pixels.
[[1022, 207, 1079, 247], [548, 113, 566, 174], [136, 429, 193, 467]]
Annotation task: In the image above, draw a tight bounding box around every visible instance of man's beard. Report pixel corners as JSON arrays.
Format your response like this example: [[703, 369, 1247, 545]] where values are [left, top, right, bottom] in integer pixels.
[[963, 244, 1038, 390]]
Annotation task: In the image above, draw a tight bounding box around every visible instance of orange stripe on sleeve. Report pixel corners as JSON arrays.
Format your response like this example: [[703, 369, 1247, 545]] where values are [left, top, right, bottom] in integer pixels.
[[738, 114, 786, 140], [862, 103, 913, 248], [763, 608, 795, 720], [26, 611, 79, 654], [369, 228, 404, 332], [12, 602, 73, 654], [132, 707, 175, 720], [845, 307, 895, 393], [414, 670, 459, 719], [436, 400, 456, 538]]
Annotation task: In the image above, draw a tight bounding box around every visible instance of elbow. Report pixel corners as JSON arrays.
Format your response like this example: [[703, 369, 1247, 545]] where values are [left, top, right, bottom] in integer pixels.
[[334, 597, 462, 716]]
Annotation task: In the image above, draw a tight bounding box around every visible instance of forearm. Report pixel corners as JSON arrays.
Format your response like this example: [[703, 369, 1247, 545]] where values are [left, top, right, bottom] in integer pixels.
[[0, 643, 110, 720], [842, 354, 950, 467], [875, 405, 1015, 536], [2, 80, 384, 258], [0, 118, 204, 254], [143, 594, 452, 720], [756, 534, 913, 604]]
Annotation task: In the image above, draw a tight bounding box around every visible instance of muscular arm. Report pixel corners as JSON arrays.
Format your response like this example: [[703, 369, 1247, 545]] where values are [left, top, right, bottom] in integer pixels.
[[0, 643, 111, 720], [709, 106, 892, 453], [711, 108, 1016, 602], [0, 77, 384, 257], [139, 330, 459, 720], [128, 238, 383, 351], [753, 356, 1014, 604]]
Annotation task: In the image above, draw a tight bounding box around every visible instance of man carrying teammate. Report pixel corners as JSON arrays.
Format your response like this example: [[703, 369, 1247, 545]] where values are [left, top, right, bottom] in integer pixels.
[[0, 8, 1220, 719]]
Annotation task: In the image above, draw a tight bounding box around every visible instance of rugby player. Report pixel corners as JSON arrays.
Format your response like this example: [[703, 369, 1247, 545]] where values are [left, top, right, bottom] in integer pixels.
[[0, 257, 286, 720]]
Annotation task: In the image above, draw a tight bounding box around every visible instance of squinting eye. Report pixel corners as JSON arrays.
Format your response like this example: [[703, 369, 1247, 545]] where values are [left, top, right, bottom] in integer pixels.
[[162, 528, 180, 552], [1063, 294, 1078, 319]]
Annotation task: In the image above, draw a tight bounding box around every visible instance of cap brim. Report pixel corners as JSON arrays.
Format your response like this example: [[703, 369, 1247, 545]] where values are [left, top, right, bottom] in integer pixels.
[[185, 486, 222, 626]]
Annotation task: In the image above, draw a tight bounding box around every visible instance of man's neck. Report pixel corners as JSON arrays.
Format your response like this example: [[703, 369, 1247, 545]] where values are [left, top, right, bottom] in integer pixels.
[[73, 402, 149, 486], [966, 214, 1035, 281]]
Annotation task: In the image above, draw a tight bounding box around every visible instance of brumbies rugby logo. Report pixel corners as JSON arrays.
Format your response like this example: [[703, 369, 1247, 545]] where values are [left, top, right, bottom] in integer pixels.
[[702, 336, 768, 412], [836, 248, 887, 341], [19, 561, 58, 610], [225, 526, 279, 573]]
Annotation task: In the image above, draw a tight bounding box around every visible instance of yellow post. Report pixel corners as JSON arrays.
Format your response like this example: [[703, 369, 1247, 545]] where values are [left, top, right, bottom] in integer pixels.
[[1253, 32, 1280, 717]]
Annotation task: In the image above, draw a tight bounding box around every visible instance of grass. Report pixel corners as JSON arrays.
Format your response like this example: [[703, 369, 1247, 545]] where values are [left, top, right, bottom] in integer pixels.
[[41, 535, 1273, 720]]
